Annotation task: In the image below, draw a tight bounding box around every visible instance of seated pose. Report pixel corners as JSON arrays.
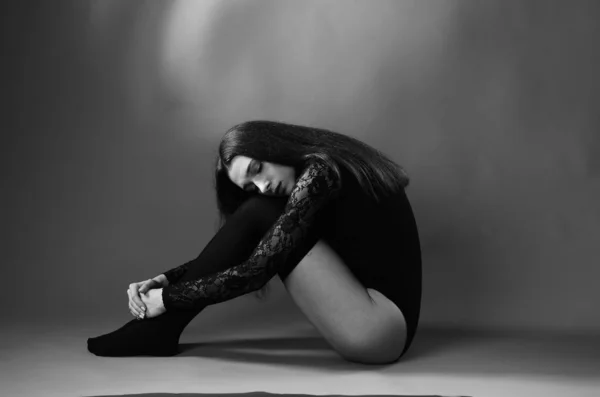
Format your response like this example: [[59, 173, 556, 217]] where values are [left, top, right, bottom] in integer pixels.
[[87, 120, 422, 365]]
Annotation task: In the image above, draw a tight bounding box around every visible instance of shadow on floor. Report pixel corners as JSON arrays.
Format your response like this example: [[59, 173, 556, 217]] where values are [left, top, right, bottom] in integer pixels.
[[177, 336, 382, 371], [172, 329, 600, 378]]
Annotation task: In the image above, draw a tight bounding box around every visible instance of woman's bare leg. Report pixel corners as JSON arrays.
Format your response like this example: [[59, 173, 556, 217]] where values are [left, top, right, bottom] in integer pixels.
[[281, 239, 407, 364]]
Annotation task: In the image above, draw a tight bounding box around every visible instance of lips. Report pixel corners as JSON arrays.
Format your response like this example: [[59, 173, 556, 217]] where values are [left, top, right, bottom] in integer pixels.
[[274, 182, 281, 195]]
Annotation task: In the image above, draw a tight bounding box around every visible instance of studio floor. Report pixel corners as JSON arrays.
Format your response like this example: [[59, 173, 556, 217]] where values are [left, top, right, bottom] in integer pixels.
[[2, 314, 599, 397]]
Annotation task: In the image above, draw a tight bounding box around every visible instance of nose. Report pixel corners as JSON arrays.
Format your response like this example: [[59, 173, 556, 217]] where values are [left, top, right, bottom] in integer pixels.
[[255, 179, 271, 195]]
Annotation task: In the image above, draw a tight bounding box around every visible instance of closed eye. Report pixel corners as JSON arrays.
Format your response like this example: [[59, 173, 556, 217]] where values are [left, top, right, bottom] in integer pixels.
[[243, 161, 262, 192], [254, 161, 263, 174]]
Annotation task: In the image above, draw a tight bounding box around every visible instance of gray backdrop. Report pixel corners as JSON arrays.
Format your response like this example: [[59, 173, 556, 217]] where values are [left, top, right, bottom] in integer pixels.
[[2, 0, 599, 334]]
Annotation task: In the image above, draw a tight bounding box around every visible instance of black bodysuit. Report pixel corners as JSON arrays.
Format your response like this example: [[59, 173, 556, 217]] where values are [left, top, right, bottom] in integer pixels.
[[160, 158, 422, 357]]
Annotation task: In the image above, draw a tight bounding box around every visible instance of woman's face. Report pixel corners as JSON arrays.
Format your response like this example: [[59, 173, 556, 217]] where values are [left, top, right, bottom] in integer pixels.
[[227, 155, 296, 197]]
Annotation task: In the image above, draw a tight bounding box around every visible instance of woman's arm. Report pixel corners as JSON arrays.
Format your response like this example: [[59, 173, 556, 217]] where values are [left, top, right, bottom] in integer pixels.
[[161, 158, 342, 311], [159, 196, 289, 286]]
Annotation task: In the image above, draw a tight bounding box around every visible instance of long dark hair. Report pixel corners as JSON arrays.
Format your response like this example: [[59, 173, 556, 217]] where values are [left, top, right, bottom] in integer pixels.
[[212, 120, 410, 300]]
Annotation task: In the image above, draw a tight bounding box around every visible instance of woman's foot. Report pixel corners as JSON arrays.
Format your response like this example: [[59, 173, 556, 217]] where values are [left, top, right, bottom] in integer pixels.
[[87, 317, 180, 357]]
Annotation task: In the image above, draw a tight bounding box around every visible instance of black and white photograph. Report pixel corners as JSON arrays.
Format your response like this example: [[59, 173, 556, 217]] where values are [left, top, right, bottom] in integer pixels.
[[2, 1, 599, 396]]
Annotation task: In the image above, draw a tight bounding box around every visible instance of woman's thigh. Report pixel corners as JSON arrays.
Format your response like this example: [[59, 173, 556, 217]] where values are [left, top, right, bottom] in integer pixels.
[[281, 239, 407, 364]]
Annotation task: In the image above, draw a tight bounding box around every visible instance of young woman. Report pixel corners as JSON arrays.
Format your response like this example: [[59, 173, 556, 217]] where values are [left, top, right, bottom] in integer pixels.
[[87, 120, 422, 365]]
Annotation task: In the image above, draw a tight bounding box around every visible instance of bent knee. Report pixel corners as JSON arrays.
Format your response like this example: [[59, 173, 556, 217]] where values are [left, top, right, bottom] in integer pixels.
[[336, 324, 407, 365], [338, 340, 404, 365], [237, 195, 287, 232]]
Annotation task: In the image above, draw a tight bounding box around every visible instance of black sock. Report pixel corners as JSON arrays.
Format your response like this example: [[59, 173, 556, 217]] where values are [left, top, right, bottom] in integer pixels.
[[88, 195, 288, 357], [87, 306, 205, 357]]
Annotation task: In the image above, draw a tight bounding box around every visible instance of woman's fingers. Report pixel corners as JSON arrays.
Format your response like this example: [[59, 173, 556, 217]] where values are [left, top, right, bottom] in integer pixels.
[[129, 301, 139, 317], [128, 301, 137, 318], [138, 282, 148, 294], [139, 279, 157, 294], [128, 283, 147, 313], [127, 288, 145, 317], [128, 299, 143, 319], [127, 291, 140, 317]]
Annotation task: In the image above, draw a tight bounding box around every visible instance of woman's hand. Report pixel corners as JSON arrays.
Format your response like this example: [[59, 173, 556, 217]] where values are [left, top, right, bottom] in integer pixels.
[[139, 288, 167, 319], [127, 277, 166, 319]]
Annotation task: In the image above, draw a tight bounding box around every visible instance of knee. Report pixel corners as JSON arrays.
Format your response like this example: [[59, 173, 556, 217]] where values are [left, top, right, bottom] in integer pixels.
[[335, 321, 407, 365], [337, 337, 405, 365], [238, 195, 287, 230]]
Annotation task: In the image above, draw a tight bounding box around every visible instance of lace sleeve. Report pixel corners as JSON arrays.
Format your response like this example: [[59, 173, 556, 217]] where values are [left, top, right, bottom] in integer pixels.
[[161, 159, 342, 311]]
